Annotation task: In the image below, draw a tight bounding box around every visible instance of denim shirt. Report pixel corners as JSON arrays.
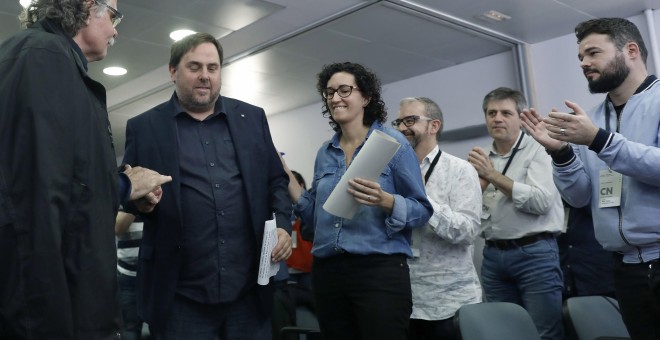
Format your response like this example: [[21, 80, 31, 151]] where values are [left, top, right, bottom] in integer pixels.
[[295, 122, 432, 258]]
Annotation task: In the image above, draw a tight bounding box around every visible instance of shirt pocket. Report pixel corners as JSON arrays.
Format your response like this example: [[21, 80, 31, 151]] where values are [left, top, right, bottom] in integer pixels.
[[314, 166, 338, 206]]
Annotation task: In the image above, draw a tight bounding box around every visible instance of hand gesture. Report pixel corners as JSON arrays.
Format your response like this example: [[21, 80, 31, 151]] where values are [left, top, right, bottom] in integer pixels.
[[347, 177, 394, 213], [467, 147, 494, 180], [271, 228, 292, 262], [123, 165, 172, 201], [520, 108, 565, 151], [544, 100, 600, 146]]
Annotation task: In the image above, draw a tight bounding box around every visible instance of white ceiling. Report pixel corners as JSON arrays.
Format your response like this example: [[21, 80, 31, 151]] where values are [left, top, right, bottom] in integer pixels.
[[2, 0, 660, 157]]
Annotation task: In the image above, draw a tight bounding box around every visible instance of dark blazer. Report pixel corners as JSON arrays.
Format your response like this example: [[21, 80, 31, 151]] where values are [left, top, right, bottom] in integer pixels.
[[122, 94, 291, 328], [0, 20, 121, 339]]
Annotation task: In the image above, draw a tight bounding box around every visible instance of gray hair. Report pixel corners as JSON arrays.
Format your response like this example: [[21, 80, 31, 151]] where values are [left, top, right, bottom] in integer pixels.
[[20, 0, 110, 37], [482, 87, 527, 115], [399, 97, 444, 142]]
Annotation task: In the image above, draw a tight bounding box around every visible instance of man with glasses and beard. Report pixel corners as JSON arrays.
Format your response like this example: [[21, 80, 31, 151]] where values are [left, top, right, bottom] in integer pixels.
[[521, 18, 660, 340], [394, 97, 482, 340]]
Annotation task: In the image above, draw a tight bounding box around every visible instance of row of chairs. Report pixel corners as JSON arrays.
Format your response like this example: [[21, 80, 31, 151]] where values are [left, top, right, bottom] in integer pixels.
[[456, 296, 630, 340], [280, 295, 630, 340]]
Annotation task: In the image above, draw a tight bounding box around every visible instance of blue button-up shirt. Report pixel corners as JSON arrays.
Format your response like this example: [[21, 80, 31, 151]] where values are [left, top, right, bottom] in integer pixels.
[[295, 122, 432, 258]]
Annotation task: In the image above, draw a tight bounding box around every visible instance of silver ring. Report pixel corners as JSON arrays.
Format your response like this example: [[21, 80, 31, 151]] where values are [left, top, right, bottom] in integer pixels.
[[366, 195, 372, 201], [559, 128, 566, 136]]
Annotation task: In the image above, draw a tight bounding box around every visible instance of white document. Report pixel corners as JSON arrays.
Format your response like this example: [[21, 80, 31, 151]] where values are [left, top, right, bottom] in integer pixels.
[[257, 218, 279, 285], [323, 130, 401, 219]]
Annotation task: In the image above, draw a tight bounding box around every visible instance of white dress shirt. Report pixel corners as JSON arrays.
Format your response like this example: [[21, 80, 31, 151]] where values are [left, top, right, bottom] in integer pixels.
[[481, 131, 564, 240], [409, 146, 483, 320]]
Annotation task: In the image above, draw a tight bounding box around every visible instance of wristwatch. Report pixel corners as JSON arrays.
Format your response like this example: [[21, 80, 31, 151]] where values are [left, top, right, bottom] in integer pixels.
[[546, 143, 571, 157]]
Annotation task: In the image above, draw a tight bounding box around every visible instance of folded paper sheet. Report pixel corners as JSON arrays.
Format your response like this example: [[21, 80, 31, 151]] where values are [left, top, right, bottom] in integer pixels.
[[257, 218, 279, 285], [323, 130, 401, 219]]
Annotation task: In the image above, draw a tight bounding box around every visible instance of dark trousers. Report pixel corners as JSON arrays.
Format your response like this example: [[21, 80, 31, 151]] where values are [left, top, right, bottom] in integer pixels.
[[118, 272, 143, 340], [312, 254, 412, 340], [150, 288, 271, 340], [613, 255, 660, 340], [408, 318, 456, 340]]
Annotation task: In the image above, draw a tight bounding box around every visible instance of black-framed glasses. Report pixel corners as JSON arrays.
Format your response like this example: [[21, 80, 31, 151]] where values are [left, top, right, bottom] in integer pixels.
[[391, 115, 433, 128], [95, 0, 123, 27], [322, 85, 359, 99]]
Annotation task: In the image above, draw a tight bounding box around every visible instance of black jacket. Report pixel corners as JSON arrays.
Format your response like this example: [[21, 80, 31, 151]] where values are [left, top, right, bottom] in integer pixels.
[[0, 19, 121, 339], [122, 94, 292, 329]]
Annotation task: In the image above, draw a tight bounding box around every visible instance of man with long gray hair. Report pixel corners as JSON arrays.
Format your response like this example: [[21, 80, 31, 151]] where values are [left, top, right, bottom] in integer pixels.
[[0, 1, 171, 339]]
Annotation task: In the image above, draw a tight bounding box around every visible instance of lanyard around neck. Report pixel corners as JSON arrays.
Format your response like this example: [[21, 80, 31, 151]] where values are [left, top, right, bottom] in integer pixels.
[[501, 132, 524, 177], [424, 149, 442, 183], [604, 99, 616, 133]]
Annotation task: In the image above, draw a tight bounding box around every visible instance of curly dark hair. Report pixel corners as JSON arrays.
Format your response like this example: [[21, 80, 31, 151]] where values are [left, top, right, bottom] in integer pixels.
[[316, 62, 387, 132], [575, 18, 647, 64], [20, 0, 107, 37]]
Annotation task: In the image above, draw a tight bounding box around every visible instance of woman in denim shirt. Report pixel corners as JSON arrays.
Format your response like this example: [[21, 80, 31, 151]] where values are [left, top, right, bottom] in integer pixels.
[[282, 62, 432, 339]]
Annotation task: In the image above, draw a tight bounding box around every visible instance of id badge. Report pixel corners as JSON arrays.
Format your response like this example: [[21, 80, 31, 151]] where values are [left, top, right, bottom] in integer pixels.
[[481, 204, 491, 220], [291, 230, 298, 248], [599, 169, 622, 208], [411, 228, 422, 258]]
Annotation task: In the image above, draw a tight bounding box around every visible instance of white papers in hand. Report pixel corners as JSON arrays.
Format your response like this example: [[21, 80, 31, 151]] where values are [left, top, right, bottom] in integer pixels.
[[257, 218, 279, 285], [322, 130, 401, 219]]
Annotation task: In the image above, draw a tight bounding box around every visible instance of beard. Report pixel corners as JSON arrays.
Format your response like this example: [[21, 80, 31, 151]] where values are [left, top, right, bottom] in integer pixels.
[[177, 87, 220, 113], [408, 133, 422, 149], [586, 53, 630, 94], [403, 128, 426, 149]]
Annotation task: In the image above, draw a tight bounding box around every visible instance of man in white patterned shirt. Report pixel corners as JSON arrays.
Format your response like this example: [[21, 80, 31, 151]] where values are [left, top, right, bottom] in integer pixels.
[[393, 97, 482, 340]]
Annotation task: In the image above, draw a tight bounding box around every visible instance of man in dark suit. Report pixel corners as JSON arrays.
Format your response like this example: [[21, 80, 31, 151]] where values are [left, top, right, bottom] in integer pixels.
[[122, 32, 293, 339]]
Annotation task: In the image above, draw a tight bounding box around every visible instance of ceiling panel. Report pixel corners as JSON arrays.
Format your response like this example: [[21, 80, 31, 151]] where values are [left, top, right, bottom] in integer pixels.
[[4, 0, 660, 160]]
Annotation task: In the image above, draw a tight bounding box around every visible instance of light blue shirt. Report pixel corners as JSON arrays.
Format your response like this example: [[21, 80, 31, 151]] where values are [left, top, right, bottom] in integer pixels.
[[295, 122, 432, 258]]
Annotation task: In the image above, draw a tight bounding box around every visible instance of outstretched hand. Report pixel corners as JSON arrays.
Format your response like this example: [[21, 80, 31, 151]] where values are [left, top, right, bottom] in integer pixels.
[[544, 100, 600, 146], [123, 164, 172, 201], [520, 108, 565, 151]]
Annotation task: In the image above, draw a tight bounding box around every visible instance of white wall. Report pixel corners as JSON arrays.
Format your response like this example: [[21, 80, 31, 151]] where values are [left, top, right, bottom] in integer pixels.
[[268, 50, 518, 184], [268, 12, 660, 277], [529, 13, 656, 115]]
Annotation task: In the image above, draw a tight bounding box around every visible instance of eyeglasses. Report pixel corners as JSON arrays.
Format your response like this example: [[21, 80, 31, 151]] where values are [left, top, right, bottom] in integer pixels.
[[95, 0, 123, 27], [322, 85, 359, 99], [391, 115, 433, 128]]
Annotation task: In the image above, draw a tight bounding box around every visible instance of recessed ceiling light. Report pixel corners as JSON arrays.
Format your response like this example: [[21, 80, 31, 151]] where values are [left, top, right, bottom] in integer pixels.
[[476, 10, 512, 23], [170, 29, 196, 41], [103, 66, 127, 76], [19, 0, 31, 8]]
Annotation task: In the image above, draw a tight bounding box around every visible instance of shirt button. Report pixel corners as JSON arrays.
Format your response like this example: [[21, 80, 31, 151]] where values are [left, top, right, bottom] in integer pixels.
[[221, 240, 225, 244], [568, 245, 573, 249], [210, 162, 215, 167], [204, 140, 210, 145], [214, 184, 220, 189], [334, 223, 339, 228]]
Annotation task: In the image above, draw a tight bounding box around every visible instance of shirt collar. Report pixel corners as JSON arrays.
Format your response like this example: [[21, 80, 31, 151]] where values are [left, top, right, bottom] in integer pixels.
[[40, 18, 88, 71], [489, 130, 525, 156], [635, 74, 658, 94], [172, 93, 225, 120], [606, 74, 659, 104], [328, 121, 381, 149], [421, 144, 441, 166]]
